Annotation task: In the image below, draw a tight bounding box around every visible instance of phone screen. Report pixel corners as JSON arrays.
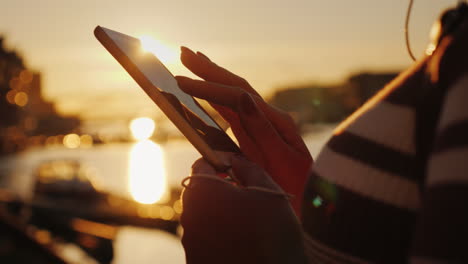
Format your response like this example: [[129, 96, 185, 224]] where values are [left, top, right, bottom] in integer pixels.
[[97, 27, 239, 153]]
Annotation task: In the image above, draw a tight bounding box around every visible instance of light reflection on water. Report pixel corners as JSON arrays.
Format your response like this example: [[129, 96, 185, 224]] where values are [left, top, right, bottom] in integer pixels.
[[0, 125, 336, 263], [128, 140, 168, 204]]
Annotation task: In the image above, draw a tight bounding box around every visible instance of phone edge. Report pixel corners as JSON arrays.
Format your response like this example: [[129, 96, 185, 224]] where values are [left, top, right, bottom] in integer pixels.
[[93, 26, 233, 172]]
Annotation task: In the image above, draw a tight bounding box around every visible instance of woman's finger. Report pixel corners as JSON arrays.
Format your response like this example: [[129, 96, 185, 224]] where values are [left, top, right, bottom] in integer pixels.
[[180, 46, 259, 96], [257, 100, 311, 156], [176, 76, 310, 157], [196, 51, 211, 61], [191, 158, 216, 175], [176, 76, 266, 165], [176, 76, 243, 109], [238, 93, 292, 163]]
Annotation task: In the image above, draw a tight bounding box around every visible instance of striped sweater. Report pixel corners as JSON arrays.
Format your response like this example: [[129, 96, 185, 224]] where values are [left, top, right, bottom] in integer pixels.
[[301, 14, 468, 264]]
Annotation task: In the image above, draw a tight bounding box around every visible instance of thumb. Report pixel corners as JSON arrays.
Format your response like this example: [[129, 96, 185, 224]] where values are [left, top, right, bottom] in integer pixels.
[[230, 155, 280, 190], [191, 158, 216, 175]]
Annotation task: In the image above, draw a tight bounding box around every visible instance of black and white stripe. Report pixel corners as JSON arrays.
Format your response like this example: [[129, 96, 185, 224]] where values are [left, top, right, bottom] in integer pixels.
[[302, 16, 468, 263], [314, 147, 420, 210]]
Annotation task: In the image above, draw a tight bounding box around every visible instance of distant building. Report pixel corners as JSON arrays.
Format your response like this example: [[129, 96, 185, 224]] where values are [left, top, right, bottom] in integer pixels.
[[268, 71, 399, 128], [347, 72, 398, 105], [0, 36, 80, 154], [21, 72, 80, 136], [0, 37, 23, 128], [269, 85, 348, 127], [24, 73, 55, 116]]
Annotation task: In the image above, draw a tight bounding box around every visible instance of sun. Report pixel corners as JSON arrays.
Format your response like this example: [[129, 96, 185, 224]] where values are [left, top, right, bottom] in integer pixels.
[[139, 35, 178, 65], [130, 117, 155, 140]]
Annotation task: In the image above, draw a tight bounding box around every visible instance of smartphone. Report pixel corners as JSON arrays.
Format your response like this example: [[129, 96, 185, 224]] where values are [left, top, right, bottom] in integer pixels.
[[94, 26, 241, 173]]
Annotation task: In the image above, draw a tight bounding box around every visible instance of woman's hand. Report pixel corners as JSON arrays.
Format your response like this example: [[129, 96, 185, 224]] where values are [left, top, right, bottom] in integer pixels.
[[181, 156, 307, 264], [176, 47, 313, 216]]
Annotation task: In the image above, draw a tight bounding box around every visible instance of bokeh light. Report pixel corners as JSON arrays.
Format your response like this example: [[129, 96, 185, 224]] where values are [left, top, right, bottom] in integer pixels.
[[6, 90, 16, 104], [173, 199, 183, 214], [14, 92, 28, 106], [80, 134, 93, 148], [160, 206, 175, 220], [63, 133, 81, 148], [19, 70, 33, 84]]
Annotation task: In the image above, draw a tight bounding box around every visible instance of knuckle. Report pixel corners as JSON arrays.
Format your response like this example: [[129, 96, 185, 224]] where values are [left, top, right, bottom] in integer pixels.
[[252, 94, 264, 102], [239, 78, 254, 90], [236, 89, 248, 102], [282, 111, 295, 124], [271, 106, 295, 124], [238, 77, 249, 86], [233, 86, 244, 95], [241, 110, 271, 133], [256, 118, 273, 132], [229, 74, 249, 87]]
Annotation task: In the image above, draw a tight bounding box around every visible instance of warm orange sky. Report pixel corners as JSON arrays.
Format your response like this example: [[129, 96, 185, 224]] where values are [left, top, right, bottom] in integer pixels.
[[0, 0, 457, 120]]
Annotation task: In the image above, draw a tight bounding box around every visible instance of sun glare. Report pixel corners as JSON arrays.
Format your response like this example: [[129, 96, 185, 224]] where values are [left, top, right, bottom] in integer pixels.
[[139, 35, 178, 65], [130, 117, 155, 140]]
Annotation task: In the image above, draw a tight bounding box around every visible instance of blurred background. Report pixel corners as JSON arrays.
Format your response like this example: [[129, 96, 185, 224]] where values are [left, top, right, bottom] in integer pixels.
[[0, 0, 457, 263]]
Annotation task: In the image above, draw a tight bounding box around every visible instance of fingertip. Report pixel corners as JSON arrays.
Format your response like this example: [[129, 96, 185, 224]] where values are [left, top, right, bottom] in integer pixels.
[[180, 46, 198, 65], [191, 158, 216, 175], [175, 75, 191, 82], [180, 46, 195, 55], [196, 51, 211, 62], [175, 75, 190, 88]]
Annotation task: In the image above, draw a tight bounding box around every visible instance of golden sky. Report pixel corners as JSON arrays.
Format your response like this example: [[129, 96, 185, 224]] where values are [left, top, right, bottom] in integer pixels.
[[0, 0, 456, 120]]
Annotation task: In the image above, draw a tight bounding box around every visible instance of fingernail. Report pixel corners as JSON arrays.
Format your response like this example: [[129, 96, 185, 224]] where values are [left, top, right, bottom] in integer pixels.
[[196, 51, 211, 61], [175, 75, 190, 81], [181, 46, 195, 55], [239, 93, 258, 115], [175, 75, 189, 84]]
